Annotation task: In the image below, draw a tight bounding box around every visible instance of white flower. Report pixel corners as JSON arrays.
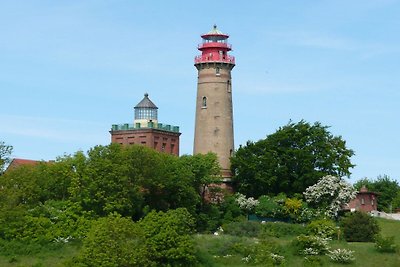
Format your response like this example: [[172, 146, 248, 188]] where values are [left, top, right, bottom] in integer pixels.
[[304, 175, 357, 218]]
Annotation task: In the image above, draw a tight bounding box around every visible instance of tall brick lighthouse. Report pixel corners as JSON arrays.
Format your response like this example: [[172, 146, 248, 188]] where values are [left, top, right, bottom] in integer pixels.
[[193, 25, 235, 179]]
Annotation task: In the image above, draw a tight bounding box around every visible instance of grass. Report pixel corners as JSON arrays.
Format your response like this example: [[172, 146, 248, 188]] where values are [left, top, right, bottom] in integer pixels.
[[0, 218, 399, 266], [195, 218, 400, 267], [0, 241, 81, 267]]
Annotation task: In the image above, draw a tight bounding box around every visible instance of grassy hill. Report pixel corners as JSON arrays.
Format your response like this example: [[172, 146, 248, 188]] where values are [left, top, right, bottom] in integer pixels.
[[0, 217, 399, 266]]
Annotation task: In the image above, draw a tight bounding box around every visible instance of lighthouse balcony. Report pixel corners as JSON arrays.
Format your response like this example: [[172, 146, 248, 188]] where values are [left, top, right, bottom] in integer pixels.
[[194, 54, 235, 64], [198, 42, 232, 50]]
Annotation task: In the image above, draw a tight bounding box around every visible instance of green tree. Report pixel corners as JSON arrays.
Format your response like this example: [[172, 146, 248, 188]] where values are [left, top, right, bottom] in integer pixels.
[[392, 191, 400, 210], [70, 144, 144, 218], [180, 153, 220, 203], [0, 141, 13, 174], [231, 120, 355, 197], [354, 175, 399, 212], [139, 208, 197, 266], [77, 213, 152, 267]]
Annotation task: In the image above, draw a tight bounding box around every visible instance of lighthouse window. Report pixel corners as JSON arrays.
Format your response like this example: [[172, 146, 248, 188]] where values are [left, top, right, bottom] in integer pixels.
[[216, 67, 220, 76], [202, 96, 207, 108], [227, 80, 231, 93]]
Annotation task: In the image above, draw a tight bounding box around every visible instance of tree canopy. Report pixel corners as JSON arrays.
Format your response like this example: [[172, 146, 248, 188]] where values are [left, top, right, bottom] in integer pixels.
[[231, 120, 355, 197]]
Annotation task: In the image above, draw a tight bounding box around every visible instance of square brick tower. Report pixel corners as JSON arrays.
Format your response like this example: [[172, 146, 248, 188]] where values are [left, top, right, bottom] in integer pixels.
[[110, 93, 181, 155]]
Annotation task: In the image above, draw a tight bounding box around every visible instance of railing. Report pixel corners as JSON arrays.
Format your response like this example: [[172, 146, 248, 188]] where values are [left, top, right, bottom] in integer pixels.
[[111, 123, 180, 133], [194, 54, 235, 64], [198, 42, 232, 50]]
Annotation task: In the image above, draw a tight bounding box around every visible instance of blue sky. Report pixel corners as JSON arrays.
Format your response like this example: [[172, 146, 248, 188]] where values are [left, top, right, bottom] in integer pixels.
[[1, 0, 399, 183]]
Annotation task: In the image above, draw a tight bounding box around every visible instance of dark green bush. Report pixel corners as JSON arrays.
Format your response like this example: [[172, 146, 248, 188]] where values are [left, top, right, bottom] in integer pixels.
[[340, 211, 380, 242], [260, 222, 306, 238], [223, 221, 261, 237], [140, 208, 197, 266]]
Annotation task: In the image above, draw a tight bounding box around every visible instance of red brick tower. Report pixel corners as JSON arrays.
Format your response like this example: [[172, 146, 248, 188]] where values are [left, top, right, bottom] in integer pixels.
[[110, 93, 181, 155]]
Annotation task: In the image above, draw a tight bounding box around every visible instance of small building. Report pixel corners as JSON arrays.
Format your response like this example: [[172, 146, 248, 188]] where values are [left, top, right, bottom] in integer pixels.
[[110, 93, 181, 156], [347, 186, 378, 212]]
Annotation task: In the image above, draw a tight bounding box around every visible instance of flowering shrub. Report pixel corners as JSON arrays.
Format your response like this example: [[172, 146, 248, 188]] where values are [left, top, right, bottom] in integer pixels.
[[284, 197, 303, 215], [304, 175, 357, 218], [235, 193, 259, 212], [241, 241, 286, 266], [296, 206, 321, 223], [328, 248, 355, 263], [292, 235, 330, 255], [375, 235, 397, 253]]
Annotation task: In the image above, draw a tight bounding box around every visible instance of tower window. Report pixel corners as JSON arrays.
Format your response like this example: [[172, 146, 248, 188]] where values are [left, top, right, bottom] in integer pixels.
[[202, 96, 207, 108], [216, 67, 220, 76], [227, 80, 231, 93]]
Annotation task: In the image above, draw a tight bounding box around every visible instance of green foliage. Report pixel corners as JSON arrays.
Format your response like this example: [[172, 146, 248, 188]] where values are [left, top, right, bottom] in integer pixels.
[[68, 144, 200, 218], [375, 235, 397, 253], [260, 222, 306, 238], [223, 221, 261, 237], [284, 197, 303, 216], [255, 195, 285, 218], [292, 235, 330, 256], [0, 238, 63, 256], [354, 175, 400, 212], [195, 195, 246, 233], [245, 239, 285, 265], [196, 234, 254, 258], [139, 208, 197, 266], [303, 255, 324, 267], [231, 120, 355, 197], [195, 204, 222, 233], [77, 213, 152, 267], [180, 153, 220, 202], [306, 219, 337, 239], [0, 141, 13, 175], [340, 211, 380, 242], [327, 248, 355, 264], [392, 191, 400, 210], [0, 200, 92, 243]]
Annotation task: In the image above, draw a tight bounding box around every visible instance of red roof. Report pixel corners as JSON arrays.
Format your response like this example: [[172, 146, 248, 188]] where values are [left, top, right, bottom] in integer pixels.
[[6, 158, 41, 172]]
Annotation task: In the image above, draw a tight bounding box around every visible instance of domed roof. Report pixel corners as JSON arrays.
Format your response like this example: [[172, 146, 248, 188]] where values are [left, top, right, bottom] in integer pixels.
[[134, 93, 158, 109], [201, 24, 229, 39], [207, 24, 224, 35]]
